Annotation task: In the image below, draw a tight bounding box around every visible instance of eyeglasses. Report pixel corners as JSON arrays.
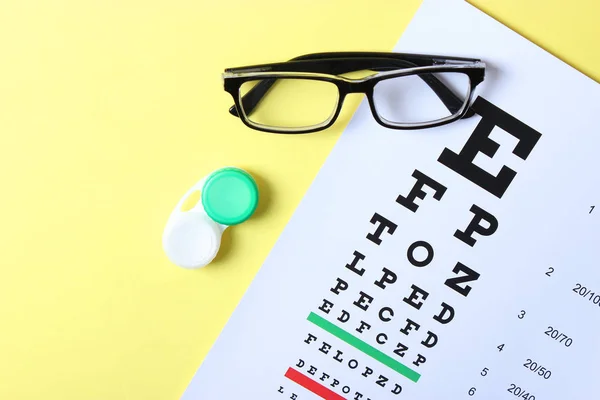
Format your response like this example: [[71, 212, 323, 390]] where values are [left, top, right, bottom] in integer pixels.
[[222, 52, 486, 134]]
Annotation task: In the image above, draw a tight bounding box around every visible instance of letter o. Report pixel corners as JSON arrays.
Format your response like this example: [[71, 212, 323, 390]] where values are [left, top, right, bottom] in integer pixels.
[[342, 386, 350, 394], [407, 241, 434, 267], [348, 359, 358, 369]]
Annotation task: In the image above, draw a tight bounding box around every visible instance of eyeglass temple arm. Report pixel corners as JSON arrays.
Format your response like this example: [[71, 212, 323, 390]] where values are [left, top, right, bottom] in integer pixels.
[[291, 52, 473, 118], [294, 53, 477, 119], [229, 55, 475, 119]]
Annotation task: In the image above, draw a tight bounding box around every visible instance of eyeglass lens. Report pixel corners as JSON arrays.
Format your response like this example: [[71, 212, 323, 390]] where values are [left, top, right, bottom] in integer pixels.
[[372, 72, 470, 125], [239, 79, 339, 130]]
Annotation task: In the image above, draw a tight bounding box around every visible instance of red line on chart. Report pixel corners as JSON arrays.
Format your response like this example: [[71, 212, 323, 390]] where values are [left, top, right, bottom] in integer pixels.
[[284, 367, 346, 400]]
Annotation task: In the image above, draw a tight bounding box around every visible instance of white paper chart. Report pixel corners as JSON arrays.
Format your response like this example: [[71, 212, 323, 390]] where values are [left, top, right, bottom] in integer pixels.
[[181, 0, 600, 399]]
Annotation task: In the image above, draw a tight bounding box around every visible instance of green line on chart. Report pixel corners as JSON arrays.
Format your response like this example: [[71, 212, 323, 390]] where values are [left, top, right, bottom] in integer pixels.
[[307, 312, 421, 383]]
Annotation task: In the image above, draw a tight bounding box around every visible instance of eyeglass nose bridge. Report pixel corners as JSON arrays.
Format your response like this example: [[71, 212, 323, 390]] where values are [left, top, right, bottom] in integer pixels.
[[341, 80, 373, 95]]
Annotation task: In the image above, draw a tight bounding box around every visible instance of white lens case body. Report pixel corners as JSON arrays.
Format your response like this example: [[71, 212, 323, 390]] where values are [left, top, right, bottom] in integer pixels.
[[162, 167, 259, 269]]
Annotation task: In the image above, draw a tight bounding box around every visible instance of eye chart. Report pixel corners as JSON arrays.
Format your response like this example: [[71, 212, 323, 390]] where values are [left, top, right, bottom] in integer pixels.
[[182, 0, 600, 399]]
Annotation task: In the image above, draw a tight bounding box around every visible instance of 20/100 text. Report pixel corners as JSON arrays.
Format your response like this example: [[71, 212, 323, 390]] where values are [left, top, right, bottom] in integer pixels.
[[573, 283, 600, 309]]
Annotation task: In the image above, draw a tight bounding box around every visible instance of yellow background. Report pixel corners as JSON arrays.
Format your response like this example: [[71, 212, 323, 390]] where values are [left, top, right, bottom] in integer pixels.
[[0, 0, 598, 398]]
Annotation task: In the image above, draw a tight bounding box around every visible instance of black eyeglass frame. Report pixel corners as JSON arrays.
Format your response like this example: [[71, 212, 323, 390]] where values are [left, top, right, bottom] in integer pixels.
[[222, 52, 486, 134]]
